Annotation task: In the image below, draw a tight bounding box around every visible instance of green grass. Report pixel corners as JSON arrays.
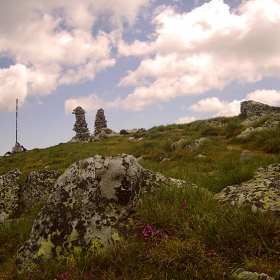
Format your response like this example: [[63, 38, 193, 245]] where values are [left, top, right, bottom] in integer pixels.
[[0, 114, 280, 279]]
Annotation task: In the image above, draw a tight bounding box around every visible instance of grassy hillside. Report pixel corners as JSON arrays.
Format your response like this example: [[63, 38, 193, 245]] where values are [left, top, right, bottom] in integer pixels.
[[1, 114, 280, 279]]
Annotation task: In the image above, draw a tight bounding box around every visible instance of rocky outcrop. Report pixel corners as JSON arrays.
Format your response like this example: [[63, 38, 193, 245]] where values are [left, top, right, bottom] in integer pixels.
[[70, 106, 92, 142], [21, 170, 62, 206], [215, 163, 280, 215], [241, 100, 280, 116], [0, 169, 21, 223], [15, 154, 197, 272]]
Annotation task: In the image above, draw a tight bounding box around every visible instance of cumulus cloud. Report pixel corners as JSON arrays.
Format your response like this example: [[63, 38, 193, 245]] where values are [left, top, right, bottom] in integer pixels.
[[118, 0, 280, 110], [185, 89, 280, 120], [64, 94, 121, 115], [246, 90, 280, 106], [0, 0, 150, 113], [175, 116, 196, 124]]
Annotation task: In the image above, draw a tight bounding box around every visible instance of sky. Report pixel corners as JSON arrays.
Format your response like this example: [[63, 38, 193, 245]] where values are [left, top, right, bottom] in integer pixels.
[[1, 0, 280, 156]]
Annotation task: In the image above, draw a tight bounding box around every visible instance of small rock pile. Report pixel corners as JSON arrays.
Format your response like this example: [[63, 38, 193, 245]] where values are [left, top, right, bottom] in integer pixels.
[[94, 108, 107, 135], [71, 106, 92, 142]]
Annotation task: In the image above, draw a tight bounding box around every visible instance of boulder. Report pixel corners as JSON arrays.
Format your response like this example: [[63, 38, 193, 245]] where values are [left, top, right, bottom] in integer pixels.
[[16, 154, 144, 272], [185, 138, 207, 151], [171, 139, 186, 150], [215, 163, 280, 215], [21, 170, 62, 206], [0, 169, 21, 223], [15, 154, 198, 272]]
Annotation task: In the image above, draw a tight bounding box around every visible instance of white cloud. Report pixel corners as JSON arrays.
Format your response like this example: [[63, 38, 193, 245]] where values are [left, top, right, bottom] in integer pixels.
[[186, 89, 280, 119], [64, 94, 121, 115], [118, 0, 280, 110], [188, 97, 241, 117], [246, 90, 280, 106], [175, 116, 196, 124], [0, 0, 151, 113]]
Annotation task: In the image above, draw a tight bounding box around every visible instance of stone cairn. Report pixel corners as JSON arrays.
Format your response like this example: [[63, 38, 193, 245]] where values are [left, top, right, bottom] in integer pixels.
[[94, 108, 107, 135], [72, 106, 91, 142]]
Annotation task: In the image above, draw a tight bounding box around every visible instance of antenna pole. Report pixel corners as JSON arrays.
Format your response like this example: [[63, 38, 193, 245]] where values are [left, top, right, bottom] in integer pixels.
[[16, 99, 18, 143]]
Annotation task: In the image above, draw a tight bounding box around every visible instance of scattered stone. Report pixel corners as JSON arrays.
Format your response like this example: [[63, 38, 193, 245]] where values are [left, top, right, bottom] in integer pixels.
[[215, 163, 280, 215], [231, 268, 275, 280], [240, 150, 256, 160], [160, 158, 171, 163], [94, 108, 107, 135], [70, 106, 92, 142], [227, 146, 243, 151], [21, 170, 62, 206], [172, 139, 186, 150], [195, 154, 207, 159], [0, 169, 21, 223], [122, 128, 146, 134], [204, 119, 227, 127], [237, 126, 265, 138], [185, 138, 207, 151]]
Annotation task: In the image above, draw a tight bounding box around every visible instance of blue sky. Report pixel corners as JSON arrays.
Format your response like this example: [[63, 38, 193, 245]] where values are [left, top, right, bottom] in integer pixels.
[[1, 0, 280, 155]]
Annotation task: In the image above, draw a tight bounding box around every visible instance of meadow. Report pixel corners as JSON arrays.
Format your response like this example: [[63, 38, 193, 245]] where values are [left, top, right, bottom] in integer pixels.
[[1, 114, 280, 279]]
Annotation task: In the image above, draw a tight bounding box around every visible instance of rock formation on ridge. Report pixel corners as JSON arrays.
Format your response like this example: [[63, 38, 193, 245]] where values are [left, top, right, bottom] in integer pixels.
[[70, 106, 92, 142], [241, 100, 280, 116], [94, 108, 107, 135]]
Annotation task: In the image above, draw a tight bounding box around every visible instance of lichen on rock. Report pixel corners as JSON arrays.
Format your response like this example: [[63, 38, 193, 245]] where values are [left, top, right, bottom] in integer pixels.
[[0, 168, 21, 223], [21, 170, 61, 206], [215, 163, 280, 215], [16, 154, 145, 272]]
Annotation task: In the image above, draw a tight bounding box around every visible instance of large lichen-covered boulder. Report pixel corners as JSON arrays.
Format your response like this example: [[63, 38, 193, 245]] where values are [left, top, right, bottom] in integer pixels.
[[21, 170, 62, 206], [16, 154, 144, 272], [0, 169, 21, 223], [215, 163, 280, 214]]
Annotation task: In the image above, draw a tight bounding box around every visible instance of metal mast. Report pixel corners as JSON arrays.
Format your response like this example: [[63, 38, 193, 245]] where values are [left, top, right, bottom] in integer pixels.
[[16, 99, 18, 143]]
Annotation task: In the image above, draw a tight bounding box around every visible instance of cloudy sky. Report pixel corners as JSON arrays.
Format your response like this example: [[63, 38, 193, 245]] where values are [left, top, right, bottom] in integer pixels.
[[1, 0, 280, 155]]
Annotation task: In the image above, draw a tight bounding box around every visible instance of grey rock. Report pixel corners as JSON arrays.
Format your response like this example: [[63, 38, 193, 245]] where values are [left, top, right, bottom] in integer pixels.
[[240, 150, 256, 160], [185, 138, 207, 151], [215, 163, 280, 214], [21, 170, 62, 206], [231, 268, 274, 280], [0, 169, 21, 223], [172, 139, 186, 150], [16, 154, 144, 272], [241, 100, 280, 116], [195, 154, 207, 159]]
